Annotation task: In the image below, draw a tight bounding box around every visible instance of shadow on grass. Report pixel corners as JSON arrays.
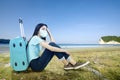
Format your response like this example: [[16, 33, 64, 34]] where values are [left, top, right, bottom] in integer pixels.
[[11, 69, 62, 80], [11, 68, 89, 80]]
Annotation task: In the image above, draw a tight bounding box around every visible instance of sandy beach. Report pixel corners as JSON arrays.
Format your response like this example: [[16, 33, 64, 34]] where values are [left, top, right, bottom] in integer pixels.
[[0, 47, 120, 80]]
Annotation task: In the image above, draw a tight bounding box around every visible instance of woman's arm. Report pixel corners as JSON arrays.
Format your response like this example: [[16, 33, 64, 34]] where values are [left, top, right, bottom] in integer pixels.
[[47, 28, 55, 42], [40, 41, 70, 55]]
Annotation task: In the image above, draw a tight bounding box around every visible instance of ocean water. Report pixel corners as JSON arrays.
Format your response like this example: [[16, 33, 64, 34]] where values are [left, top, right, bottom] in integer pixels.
[[0, 44, 120, 53], [58, 44, 120, 48], [0, 44, 9, 53]]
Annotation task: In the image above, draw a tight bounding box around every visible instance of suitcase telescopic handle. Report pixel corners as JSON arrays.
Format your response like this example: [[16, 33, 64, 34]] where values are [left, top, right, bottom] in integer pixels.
[[19, 18, 26, 40]]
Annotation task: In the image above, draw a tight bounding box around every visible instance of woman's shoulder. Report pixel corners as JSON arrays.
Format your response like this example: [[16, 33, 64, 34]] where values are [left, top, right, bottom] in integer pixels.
[[31, 35, 43, 42], [32, 35, 40, 39]]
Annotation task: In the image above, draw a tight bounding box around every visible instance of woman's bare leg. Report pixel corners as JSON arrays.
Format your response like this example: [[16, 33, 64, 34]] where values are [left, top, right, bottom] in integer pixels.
[[62, 59, 69, 65], [69, 58, 76, 65]]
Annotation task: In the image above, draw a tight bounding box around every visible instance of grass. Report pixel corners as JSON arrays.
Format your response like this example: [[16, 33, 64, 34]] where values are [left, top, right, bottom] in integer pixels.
[[0, 47, 120, 80]]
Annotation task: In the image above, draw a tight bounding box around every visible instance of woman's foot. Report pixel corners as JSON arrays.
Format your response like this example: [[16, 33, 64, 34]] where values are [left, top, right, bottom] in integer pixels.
[[64, 63, 74, 70], [64, 61, 90, 70], [73, 61, 90, 69]]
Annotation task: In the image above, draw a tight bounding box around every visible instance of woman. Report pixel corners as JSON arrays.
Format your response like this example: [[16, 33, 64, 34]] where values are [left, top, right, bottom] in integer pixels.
[[27, 23, 89, 72]]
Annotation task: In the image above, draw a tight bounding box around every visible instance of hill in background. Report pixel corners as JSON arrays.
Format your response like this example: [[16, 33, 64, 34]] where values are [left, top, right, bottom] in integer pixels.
[[0, 39, 10, 44], [99, 36, 120, 44]]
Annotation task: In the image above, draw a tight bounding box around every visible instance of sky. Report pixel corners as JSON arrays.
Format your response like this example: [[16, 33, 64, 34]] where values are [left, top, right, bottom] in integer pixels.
[[0, 0, 120, 44]]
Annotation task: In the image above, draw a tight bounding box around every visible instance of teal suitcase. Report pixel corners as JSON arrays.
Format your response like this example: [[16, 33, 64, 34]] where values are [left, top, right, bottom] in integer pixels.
[[9, 37, 29, 71]]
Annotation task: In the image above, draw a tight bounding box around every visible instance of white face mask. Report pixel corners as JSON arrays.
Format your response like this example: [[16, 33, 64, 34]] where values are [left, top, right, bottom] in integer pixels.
[[39, 29, 48, 38]]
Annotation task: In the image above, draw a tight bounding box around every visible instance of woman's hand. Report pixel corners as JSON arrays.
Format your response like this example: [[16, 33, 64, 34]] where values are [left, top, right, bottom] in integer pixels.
[[46, 28, 52, 36], [46, 28, 50, 34], [46, 28, 55, 42]]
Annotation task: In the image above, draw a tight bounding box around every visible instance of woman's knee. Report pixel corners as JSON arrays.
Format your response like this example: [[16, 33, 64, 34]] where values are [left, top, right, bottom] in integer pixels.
[[49, 42, 55, 45], [49, 42, 60, 48]]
